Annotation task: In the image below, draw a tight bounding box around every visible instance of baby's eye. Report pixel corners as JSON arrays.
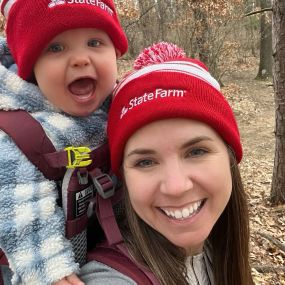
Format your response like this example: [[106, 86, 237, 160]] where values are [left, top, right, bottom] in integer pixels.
[[47, 43, 64, 53], [88, 39, 101, 47]]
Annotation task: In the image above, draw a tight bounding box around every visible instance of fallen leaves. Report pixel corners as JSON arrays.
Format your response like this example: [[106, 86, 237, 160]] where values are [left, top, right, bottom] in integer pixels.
[[223, 61, 285, 284]]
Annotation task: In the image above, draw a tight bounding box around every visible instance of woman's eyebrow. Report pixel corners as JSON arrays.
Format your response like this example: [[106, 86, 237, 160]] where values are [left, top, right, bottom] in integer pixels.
[[125, 148, 156, 158], [181, 136, 213, 149], [126, 136, 213, 158]]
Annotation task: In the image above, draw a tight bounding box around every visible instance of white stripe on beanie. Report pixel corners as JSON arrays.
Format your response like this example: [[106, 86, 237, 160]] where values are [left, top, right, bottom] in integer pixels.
[[113, 61, 221, 98], [1, 0, 17, 18]]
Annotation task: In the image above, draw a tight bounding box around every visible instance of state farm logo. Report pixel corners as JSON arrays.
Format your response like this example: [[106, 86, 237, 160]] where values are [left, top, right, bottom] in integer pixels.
[[48, 0, 65, 7], [120, 106, 129, 119], [48, 0, 113, 16], [120, 88, 186, 119]]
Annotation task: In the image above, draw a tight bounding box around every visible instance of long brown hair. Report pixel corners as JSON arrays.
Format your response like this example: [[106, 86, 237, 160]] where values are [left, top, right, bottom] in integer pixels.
[[119, 149, 253, 285]]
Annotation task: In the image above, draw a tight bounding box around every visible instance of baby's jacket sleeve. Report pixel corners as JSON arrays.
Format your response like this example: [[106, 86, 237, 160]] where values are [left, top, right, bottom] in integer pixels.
[[0, 131, 79, 285]]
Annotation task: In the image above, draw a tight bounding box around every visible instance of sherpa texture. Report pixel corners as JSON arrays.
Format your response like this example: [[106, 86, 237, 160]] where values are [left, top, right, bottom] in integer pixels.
[[0, 37, 108, 285]]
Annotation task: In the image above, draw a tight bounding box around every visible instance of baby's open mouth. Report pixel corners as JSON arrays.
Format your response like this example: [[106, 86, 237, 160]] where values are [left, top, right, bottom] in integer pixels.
[[68, 77, 97, 98]]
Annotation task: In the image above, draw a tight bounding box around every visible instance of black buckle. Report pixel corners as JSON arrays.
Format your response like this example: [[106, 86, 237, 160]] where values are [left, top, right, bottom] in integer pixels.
[[93, 173, 115, 199]]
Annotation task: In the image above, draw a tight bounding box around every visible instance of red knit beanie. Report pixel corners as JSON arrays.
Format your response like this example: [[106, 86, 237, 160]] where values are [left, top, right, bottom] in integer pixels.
[[1, 0, 128, 80], [107, 42, 242, 176]]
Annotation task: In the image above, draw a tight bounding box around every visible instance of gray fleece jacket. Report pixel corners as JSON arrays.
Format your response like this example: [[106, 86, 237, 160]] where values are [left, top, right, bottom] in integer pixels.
[[80, 248, 214, 284]]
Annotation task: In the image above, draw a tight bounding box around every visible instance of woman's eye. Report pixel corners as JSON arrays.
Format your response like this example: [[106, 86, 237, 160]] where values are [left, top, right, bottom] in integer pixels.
[[134, 159, 155, 168], [47, 43, 64, 53], [88, 39, 101, 47], [187, 148, 208, 157]]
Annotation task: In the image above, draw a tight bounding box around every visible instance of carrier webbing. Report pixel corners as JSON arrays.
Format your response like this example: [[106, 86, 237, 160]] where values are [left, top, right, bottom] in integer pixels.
[[0, 110, 65, 180], [0, 110, 110, 177], [89, 245, 159, 285], [0, 251, 7, 285], [90, 192, 160, 285]]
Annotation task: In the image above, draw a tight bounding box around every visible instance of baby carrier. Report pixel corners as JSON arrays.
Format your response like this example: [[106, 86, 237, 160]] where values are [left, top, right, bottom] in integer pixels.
[[0, 110, 159, 285]]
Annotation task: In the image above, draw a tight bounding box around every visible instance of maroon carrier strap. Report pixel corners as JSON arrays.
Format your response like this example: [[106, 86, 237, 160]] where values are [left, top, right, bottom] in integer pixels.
[[0, 248, 8, 285], [88, 244, 159, 285], [0, 269, 3, 285], [88, 190, 160, 285], [0, 110, 65, 180], [0, 110, 110, 179]]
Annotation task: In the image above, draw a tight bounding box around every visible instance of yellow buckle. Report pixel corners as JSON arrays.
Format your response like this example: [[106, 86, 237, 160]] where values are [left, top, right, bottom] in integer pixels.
[[65, 146, 92, 169]]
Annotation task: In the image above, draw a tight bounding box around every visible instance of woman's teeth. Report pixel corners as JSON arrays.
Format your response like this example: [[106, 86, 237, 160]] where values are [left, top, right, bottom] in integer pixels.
[[161, 200, 203, 219]]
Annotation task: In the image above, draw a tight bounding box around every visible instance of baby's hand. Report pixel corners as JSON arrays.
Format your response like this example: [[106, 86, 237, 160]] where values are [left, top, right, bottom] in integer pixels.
[[53, 273, 84, 285]]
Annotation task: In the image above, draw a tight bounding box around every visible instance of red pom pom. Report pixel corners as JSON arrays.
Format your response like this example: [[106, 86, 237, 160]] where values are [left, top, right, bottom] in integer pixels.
[[134, 42, 186, 70]]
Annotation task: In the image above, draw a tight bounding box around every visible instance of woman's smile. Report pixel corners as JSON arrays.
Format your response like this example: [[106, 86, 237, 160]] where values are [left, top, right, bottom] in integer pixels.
[[159, 199, 204, 220]]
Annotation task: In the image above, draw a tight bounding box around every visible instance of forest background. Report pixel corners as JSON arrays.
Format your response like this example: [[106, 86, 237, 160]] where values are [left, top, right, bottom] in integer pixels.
[[1, 0, 284, 284]]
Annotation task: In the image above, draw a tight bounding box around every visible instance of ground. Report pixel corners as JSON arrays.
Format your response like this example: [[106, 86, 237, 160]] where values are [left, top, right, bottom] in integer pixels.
[[223, 61, 285, 284], [118, 58, 285, 284]]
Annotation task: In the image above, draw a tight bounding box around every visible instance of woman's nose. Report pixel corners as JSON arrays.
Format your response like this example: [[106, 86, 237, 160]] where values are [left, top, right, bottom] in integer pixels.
[[160, 162, 193, 196]]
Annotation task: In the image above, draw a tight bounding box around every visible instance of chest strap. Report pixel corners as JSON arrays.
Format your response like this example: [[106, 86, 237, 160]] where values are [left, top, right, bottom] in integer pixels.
[[0, 110, 110, 179], [0, 110, 64, 180]]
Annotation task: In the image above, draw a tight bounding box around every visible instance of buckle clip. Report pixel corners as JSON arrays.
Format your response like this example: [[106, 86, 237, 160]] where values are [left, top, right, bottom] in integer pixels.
[[65, 146, 92, 169], [77, 169, 89, 185], [93, 173, 115, 199]]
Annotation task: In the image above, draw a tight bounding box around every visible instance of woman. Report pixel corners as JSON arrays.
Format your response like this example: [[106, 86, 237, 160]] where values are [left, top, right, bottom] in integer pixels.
[[80, 42, 253, 285]]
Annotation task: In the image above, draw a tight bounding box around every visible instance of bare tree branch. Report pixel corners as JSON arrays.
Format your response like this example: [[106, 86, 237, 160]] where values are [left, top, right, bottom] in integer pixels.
[[125, 4, 156, 30], [244, 7, 273, 17], [253, 265, 285, 273], [258, 232, 285, 252]]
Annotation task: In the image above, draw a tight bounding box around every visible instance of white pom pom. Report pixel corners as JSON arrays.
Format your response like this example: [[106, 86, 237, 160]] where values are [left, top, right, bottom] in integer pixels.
[[134, 42, 186, 70]]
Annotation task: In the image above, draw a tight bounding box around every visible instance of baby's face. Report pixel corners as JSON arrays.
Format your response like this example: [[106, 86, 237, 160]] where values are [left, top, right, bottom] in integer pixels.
[[34, 28, 118, 116]]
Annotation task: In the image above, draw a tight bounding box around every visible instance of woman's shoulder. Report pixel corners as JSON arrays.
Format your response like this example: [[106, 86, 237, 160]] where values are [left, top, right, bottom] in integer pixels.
[[80, 260, 137, 285]]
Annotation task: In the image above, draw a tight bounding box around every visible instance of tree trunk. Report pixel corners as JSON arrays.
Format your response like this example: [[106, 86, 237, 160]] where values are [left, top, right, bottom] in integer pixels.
[[271, 0, 285, 205], [245, 0, 257, 57], [256, 0, 273, 79], [137, 0, 158, 47], [193, 7, 210, 66], [156, 0, 168, 41]]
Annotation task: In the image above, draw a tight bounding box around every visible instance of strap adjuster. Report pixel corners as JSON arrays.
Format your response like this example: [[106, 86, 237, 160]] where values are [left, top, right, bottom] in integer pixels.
[[65, 146, 92, 168], [93, 173, 115, 199]]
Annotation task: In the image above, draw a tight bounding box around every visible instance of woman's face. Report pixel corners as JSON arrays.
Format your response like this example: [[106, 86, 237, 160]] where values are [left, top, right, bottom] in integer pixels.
[[123, 118, 232, 255]]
